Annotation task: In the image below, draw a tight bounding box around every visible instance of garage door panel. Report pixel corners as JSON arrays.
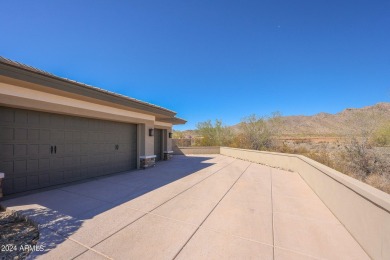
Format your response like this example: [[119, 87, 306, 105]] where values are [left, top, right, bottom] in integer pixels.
[[71, 143, 80, 154], [63, 169, 73, 180], [39, 144, 51, 157], [51, 157, 64, 170], [0, 127, 14, 141], [14, 177, 27, 192], [15, 110, 28, 125], [28, 129, 40, 140], [81, 144, 89, 154], [15, 128, 28, 141], [97, 143, 105, 153], [72, 131, 81, 142], [64, 131, 73, 142], [14, 144, 27, 157], [0, 144, 13, 159], [1, 106, 138, 195], [0, 107, 14, 124], [80, 132, 89, 143], [63, 144, 73, 156], [80, 155, 89, 166], [63, 156, 73, 168], [39, 173, 50, 185], [39, 158, 50, 170], [27, 159, 39, 172], [51, 130, 64, 143], [54, 144, 65, 156], [39, 129, 50, 142], [27, 175, 39, 188], [1, 161, 13, 175], [28, 145, 39, 157], [14, 160, 27, 174], [50, 172, 64, 185], [2, 178, 13, 194], [27, 111, 40, 126], [50, 114, 65, 128]]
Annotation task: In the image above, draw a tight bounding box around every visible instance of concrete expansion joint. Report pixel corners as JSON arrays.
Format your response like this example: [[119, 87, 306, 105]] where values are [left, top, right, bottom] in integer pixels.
[[43, 226, 113, 260], [58, 187, 113, 204], [270, 167, 275, 259], [273, 211, 343, 226], [203, 226, 274, 247], [69, 158, 241, 258], [274, 246, 322, 260], [147, 212, 199, 228], [150, 158, 238, 212], [2, 155, 372, 259], [172, 162, 253, 259]]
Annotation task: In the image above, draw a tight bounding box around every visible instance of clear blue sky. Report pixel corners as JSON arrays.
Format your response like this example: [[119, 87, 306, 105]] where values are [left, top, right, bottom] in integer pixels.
[[1, 1, 389, 130]]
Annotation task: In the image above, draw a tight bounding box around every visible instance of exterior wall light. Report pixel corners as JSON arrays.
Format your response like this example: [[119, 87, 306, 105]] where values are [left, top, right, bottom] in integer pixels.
[[149, 128, 154, 136], [168, 132, 173, 138]]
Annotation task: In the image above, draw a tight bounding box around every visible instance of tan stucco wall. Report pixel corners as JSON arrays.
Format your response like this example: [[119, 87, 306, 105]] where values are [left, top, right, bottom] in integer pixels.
[[154, 121, 172, 128], [220, 147, 390, 259], [173, 146, 221, 155], [0, 82, 155, 124], [145, 124, 156, 156], [154, 122, 173, 152], [0, 79, 175, 168], [167, 133, 172, 151]]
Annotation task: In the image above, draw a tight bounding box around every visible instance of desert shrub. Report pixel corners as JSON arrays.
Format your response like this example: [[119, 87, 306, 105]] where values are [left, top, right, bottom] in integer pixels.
[[342, 136, 386, 180], [172, 130, 185, 139], [237, 113, 282, 150], [306, 150, 335, 169], [238, 115, 272, 150], [229, 133, 245, 148], [371, 122, 390, 146], [195, 119, 233, 146], [366, 174, 390, 194]]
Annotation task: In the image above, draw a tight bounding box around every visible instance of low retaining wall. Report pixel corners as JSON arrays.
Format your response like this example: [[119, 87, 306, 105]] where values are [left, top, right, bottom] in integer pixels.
[[0, 172, 4, 198], [173, 146, 220, 155], [220, 147, 390, 260]]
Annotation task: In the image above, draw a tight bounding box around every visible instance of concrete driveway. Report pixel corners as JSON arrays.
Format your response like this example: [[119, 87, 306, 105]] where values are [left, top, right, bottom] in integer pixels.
[[1, 155, 369, 259]]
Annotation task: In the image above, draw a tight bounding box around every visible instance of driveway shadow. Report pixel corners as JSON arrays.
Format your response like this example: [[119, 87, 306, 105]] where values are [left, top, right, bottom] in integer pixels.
[[0, 155, 218, 258]]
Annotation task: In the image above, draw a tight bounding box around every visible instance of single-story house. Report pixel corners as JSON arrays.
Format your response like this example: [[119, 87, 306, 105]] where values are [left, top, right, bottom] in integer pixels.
[[0, 57, 186, 196]]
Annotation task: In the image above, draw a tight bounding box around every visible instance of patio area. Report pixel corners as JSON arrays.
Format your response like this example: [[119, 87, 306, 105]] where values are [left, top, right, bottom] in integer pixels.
[[1, 155, 369, 259]]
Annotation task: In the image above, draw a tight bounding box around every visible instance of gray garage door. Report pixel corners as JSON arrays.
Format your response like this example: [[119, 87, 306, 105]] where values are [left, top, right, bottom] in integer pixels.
[[0, 106, 137, 195], [154, 129, 163, 161]]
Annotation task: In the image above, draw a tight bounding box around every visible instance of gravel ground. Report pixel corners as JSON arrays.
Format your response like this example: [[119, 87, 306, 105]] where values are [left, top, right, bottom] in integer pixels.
[[0, 208, 39, 260]]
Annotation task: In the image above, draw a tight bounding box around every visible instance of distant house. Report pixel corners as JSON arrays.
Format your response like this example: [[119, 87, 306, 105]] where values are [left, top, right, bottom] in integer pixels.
[[0, 57, 186, 195]]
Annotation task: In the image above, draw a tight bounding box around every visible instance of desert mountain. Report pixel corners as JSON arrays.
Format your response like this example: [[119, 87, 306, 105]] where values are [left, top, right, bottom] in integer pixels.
[[276, 102, 390, 137], [176, 103, 390, 138]]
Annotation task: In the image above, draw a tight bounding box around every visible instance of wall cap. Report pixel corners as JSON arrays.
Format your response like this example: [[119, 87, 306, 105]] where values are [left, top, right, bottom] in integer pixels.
[[178, 146, 220, 149], [140, 155, 157, 159], [220, 147, 390, 212]]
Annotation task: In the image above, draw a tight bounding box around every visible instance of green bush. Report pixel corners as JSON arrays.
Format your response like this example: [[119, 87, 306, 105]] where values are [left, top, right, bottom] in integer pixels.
[[195, 119, 233, 146], [372, 122, 390, 146]]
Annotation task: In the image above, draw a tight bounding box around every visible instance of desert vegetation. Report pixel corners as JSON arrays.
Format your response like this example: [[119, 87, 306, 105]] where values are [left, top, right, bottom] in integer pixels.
[[174, 103, 390, 193]]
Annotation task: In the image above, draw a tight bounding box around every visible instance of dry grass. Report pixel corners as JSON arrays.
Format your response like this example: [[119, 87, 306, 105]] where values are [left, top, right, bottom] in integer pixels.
[[271, 137, 390, 194], [366, 174, 390, 194], [0, 208, 39, 259]]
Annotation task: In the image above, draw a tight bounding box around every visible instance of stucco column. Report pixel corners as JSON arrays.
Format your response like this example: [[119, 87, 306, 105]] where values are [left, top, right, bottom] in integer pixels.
[[0, 172, 4, 198], [163, 128, 174, 160], [138, 123, 156, 168]]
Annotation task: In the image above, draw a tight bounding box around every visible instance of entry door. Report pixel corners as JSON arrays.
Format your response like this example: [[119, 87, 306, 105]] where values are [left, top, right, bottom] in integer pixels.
[[0, 106, 137, 195], [154, 129, 163, 161]]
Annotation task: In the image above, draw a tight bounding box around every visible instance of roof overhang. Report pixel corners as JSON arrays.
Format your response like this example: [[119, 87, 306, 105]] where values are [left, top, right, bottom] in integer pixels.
[[156, 116, 187, 125], [0, 57, 179, 119]]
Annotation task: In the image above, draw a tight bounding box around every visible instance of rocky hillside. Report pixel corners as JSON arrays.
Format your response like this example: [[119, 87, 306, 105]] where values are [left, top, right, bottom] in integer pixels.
[[175, 102, 390, 138], [278, 102, 390, 137]]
